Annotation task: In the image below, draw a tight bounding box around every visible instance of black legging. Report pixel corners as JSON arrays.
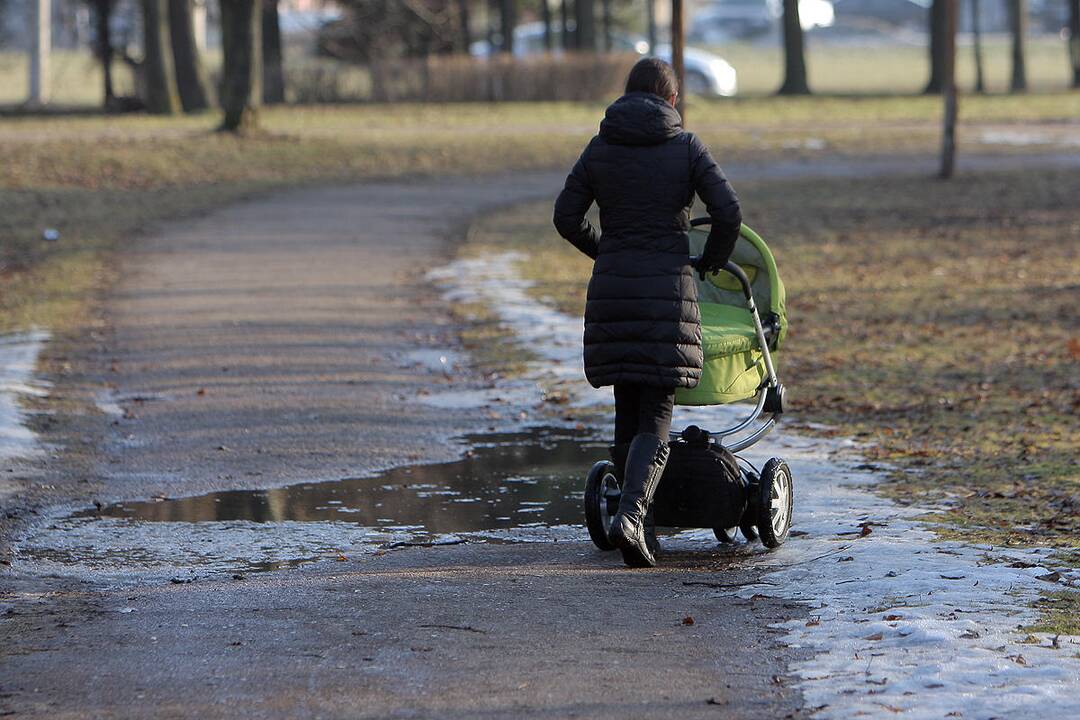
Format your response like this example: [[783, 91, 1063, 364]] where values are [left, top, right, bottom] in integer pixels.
[[613, 384, 675, 445]]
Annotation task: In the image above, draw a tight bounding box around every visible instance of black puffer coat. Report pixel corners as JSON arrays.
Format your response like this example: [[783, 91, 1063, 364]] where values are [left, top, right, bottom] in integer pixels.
[[552, 92, 742, 389]]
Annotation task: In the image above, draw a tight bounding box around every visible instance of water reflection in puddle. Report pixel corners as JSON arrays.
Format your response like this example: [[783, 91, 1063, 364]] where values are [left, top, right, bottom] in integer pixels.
[[80, 428, 604, 530], [18, 428, 614, 580]]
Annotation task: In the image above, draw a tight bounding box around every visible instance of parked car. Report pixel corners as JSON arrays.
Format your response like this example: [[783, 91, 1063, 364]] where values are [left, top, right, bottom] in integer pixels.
[[653, 44, 738, 97], [691, 0, 834, 42], [471, 23, 738, 97]]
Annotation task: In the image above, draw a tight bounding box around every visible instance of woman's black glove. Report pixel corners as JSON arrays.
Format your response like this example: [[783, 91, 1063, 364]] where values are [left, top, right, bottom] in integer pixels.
[[689, 255, 723, 281]]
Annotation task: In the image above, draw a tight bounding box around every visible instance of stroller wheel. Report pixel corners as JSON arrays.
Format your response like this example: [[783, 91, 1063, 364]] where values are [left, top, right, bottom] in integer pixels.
[[756, 458, 794, 549], [584, 460, 620, 551], [739, 522, 759, 542], [713, 527, 739, 543]]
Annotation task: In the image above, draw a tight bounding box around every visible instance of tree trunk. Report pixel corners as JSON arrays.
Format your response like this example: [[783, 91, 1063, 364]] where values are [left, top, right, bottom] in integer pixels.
[[540, 0, 553, 51], [940, 0, 959, 179], [672, 0, 684, 118], [457, 0, 472, 52], [778, 0, 809, 95], [168, 0, 211, 111], [262, 0, 285, 103], [141, 0, 179, 113], [500, 0, 515, 54], [925, 0, 946, 94], [560, 0, 571, 49], [601, 0, 612, 50], [970, 0, 984, 92], [219, 0, 262, 133], [93, 0, 115, 106], [1008, 0, 1027, 92], [646, 0, 657, 50], [575, 0, 595, 51], [1070, 0, 1080, 88]]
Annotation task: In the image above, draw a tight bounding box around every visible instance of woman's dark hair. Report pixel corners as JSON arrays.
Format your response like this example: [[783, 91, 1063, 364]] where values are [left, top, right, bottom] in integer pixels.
[[625, 57, 679, 99]]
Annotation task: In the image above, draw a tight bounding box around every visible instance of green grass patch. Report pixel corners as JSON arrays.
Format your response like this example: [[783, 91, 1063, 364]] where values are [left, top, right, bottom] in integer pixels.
[[1025, 591, 1080, 636], [463, 167, 1079, 552]]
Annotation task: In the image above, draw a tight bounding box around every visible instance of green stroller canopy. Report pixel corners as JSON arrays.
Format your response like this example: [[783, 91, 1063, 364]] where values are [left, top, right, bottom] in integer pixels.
[[675, 224, 788, 407]]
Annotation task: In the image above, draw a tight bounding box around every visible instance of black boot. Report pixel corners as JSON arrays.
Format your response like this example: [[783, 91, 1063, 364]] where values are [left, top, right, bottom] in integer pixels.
[[610, 442, 660, 557], [609, 433, 669, 568]]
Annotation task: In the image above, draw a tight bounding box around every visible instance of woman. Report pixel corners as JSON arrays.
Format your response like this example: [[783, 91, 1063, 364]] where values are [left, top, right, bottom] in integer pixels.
[[553, 58, 742, 568]]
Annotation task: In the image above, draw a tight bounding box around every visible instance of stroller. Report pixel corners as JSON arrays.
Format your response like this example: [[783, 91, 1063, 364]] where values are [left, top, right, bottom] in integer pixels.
[[584, 220, 794, 550]]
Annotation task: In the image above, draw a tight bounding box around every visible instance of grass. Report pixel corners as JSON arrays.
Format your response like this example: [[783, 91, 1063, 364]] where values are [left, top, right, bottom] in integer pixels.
[[5, 91, 1076, 334], [462, 166, 1079, 553]]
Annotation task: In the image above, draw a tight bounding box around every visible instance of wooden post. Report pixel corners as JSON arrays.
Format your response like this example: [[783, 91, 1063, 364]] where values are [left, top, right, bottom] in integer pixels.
[[940, 0, 959, 179], [29, 0, 50, 105], [672, 0, 685, 121]]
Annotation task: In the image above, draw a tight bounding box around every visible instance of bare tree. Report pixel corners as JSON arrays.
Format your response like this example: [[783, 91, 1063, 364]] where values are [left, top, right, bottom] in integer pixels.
[[941, 0, 959, 179], [925, 0, 947, 93], [575, 0, 595, 51], [220, 0, 262, 132], [540, 0, 553, 51], [168, 0, 211, 111], [560, 0, 571, 49], [601, 0, 612, 50], [500, 0, 516, 53], [89, 0, 116, 106], [1071, 0, 1080, 88], [970, 0, 984, 92], [645, 0, 657, 50], [778, 0, 809, 95], [141, 0, 180, 113], [262, 0, 285, 103], [457, 0, 472, 51], [1008, 0, 1027, 92]]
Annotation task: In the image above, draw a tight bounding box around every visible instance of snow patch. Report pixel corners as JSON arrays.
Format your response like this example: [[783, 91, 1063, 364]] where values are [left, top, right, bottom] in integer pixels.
[[0, 329, 50, 468]]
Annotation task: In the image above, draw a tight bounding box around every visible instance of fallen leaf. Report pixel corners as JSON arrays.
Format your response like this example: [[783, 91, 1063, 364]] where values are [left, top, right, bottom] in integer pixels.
[[1036, 571, 1061, 583], [806, 618, 821, 627], [864, 632, 884, 641], [939, 574, 966, 580], [681, 616, 695, 626], [884, 614, 903, 621]]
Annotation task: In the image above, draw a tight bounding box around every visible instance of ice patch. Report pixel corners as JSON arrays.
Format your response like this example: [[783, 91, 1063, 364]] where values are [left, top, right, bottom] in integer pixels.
[[402, 348, 462, 374], [0, 329, 50, 467], [432, 251, 1080, 717]]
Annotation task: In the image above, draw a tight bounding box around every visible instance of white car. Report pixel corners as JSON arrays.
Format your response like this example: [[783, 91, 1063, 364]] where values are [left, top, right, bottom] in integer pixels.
[[470, 22, 738, 97], [653, 45, 738, 98]]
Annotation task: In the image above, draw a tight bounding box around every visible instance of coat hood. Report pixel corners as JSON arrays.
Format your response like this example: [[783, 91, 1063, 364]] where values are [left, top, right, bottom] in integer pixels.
[[598, 92, 683, 146]]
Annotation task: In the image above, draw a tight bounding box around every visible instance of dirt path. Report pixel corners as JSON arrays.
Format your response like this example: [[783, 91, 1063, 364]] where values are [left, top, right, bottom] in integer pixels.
[[0, 170, 810, 719]]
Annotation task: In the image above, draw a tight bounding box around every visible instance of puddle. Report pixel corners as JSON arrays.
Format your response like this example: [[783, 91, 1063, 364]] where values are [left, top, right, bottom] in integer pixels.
[[16, 428, 613, 580], [0, 328, 50, 469]]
